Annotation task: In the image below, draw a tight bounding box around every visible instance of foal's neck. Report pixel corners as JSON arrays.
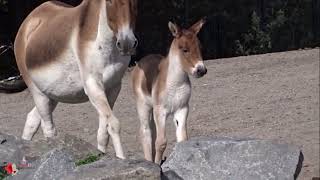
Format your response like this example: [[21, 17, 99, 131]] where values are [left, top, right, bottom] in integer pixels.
[[166, 42, 189, 86]]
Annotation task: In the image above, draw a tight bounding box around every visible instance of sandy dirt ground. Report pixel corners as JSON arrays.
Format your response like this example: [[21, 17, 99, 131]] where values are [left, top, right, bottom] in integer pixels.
[[0, 49, 319, 179]]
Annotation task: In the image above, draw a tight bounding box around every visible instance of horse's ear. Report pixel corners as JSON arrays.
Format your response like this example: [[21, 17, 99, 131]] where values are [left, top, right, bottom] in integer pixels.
[[131, 0, 138, 15], [189, 18, 206, 34], [106, 0, 112, 5], [168, 21, 181, 38]]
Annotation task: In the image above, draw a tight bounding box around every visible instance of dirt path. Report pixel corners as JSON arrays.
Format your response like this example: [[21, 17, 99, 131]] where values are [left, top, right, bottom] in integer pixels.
[[0, 49, 319, 179]]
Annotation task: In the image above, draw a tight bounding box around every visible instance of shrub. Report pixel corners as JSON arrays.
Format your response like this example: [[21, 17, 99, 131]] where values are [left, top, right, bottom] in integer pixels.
[[235, 11, 271, 55], [0, 0, 8, 12]]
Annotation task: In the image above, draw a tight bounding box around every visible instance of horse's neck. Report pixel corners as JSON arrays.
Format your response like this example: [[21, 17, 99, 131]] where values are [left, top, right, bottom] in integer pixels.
[[96, 1, 114, 39], [79, 0, 114, 42], [166, 44, 189, 86]]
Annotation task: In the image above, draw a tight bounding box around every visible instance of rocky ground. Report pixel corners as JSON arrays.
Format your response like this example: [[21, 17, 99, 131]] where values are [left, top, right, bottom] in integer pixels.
[[0, 49, 319, 179], [0, 133, 302, 180]]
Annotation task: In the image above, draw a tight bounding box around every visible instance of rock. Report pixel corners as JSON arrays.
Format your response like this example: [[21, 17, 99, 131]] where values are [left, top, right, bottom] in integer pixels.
[[22, 134, 103, 161], [162, 137, 303, 180], [0, 133, 24, 165], [0, 132, 102, 166], [10, 149, 76, 180], [0, 132, 161, 180], [12, 149, 161, 180], [64, 157, 161, 180]]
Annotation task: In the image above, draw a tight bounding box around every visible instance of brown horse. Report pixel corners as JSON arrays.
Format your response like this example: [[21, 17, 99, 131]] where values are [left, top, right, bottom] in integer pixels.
[[14, 0, 138, 159], [131, 19, 207, 163]]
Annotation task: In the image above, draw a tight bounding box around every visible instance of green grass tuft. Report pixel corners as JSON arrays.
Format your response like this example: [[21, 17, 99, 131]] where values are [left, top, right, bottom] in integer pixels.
[[0, 170, 8, 180], [75, 154, 102, 166]]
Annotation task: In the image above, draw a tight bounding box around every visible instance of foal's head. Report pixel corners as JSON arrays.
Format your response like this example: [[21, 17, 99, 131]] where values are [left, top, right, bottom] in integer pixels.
[[168, 19, 207, 78], [106, 0, 138, 55]]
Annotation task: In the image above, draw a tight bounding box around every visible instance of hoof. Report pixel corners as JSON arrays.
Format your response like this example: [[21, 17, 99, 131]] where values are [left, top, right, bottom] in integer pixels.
[[116, 154, 126, 159], [97, 144, 107, 153], [43, 128, 56, 138], [21, 135, 33, 141]]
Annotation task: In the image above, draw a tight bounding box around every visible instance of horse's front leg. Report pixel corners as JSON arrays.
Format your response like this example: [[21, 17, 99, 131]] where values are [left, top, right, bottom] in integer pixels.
[[84, 76, 125, 159]]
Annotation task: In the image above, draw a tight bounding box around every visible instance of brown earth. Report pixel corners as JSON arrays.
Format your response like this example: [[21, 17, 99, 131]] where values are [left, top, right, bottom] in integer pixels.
[[0, 49, 319, 179]]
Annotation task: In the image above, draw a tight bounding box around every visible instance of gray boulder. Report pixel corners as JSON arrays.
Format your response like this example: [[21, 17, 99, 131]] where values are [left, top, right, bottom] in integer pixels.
[[64, 157, 161, 180], [21, 133, 102, 161], [0, 132, 102, 166], [0, 132, 161, 180], [0, 133, 24, 165], [162, 137, 303, 180], [7, 147, 161, 180], [10, 148, 76, 180]]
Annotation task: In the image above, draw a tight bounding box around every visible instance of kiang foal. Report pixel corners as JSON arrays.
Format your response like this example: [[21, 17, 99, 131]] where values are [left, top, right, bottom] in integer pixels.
[[132, 19, 207, 164]]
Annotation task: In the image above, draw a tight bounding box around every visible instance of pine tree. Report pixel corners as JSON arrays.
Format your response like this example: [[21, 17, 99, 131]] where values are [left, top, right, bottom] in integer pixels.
[[235, 11, 271, 55]]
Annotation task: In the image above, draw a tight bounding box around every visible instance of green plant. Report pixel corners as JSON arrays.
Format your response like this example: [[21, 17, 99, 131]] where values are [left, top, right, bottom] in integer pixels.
[[75, 154, 102, 166], [235, 11, 271, 56], [0, 167, 8, 180]]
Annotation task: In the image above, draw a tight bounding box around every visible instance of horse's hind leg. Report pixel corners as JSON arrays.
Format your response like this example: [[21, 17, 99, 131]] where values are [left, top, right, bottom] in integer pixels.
[[22, 89, 57, 140]]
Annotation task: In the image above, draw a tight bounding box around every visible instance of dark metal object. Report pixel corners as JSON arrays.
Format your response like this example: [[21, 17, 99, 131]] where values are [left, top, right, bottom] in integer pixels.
[[0, 75, 27, 93]]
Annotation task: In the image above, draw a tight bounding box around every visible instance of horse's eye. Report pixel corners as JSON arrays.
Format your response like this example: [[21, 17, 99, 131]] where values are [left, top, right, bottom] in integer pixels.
[[182, 48, 189, 53]]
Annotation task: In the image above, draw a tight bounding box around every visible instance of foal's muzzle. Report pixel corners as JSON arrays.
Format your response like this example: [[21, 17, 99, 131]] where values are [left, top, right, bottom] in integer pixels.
[[192, 62, 207, 78]]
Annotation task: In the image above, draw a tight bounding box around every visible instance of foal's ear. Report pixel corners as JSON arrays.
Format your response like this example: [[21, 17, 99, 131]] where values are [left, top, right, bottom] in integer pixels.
[[189, 18, 206, 34], [168, 21, 181, 38]]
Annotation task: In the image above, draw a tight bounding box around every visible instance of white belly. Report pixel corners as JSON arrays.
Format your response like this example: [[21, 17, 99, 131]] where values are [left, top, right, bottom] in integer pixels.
[[30, 50, 88, 103], [29, 40, 130, 104], [30, 54, 130, 104]]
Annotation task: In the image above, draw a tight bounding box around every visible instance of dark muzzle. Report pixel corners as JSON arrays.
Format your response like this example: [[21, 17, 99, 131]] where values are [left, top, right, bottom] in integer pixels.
[[116, 37, 138, 56]]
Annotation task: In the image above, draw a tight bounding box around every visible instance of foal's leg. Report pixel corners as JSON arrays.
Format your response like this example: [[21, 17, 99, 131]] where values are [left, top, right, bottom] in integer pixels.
[[153, 106, 168, 164], [173, 106, 189, 142], [136, 100, 153, 161], [22, 89, 57, 140]]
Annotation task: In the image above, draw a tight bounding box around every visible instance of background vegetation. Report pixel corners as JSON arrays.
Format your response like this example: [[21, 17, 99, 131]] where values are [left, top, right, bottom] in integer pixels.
[[135, 0, 319, 60], [0, 0, 319, 78]]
